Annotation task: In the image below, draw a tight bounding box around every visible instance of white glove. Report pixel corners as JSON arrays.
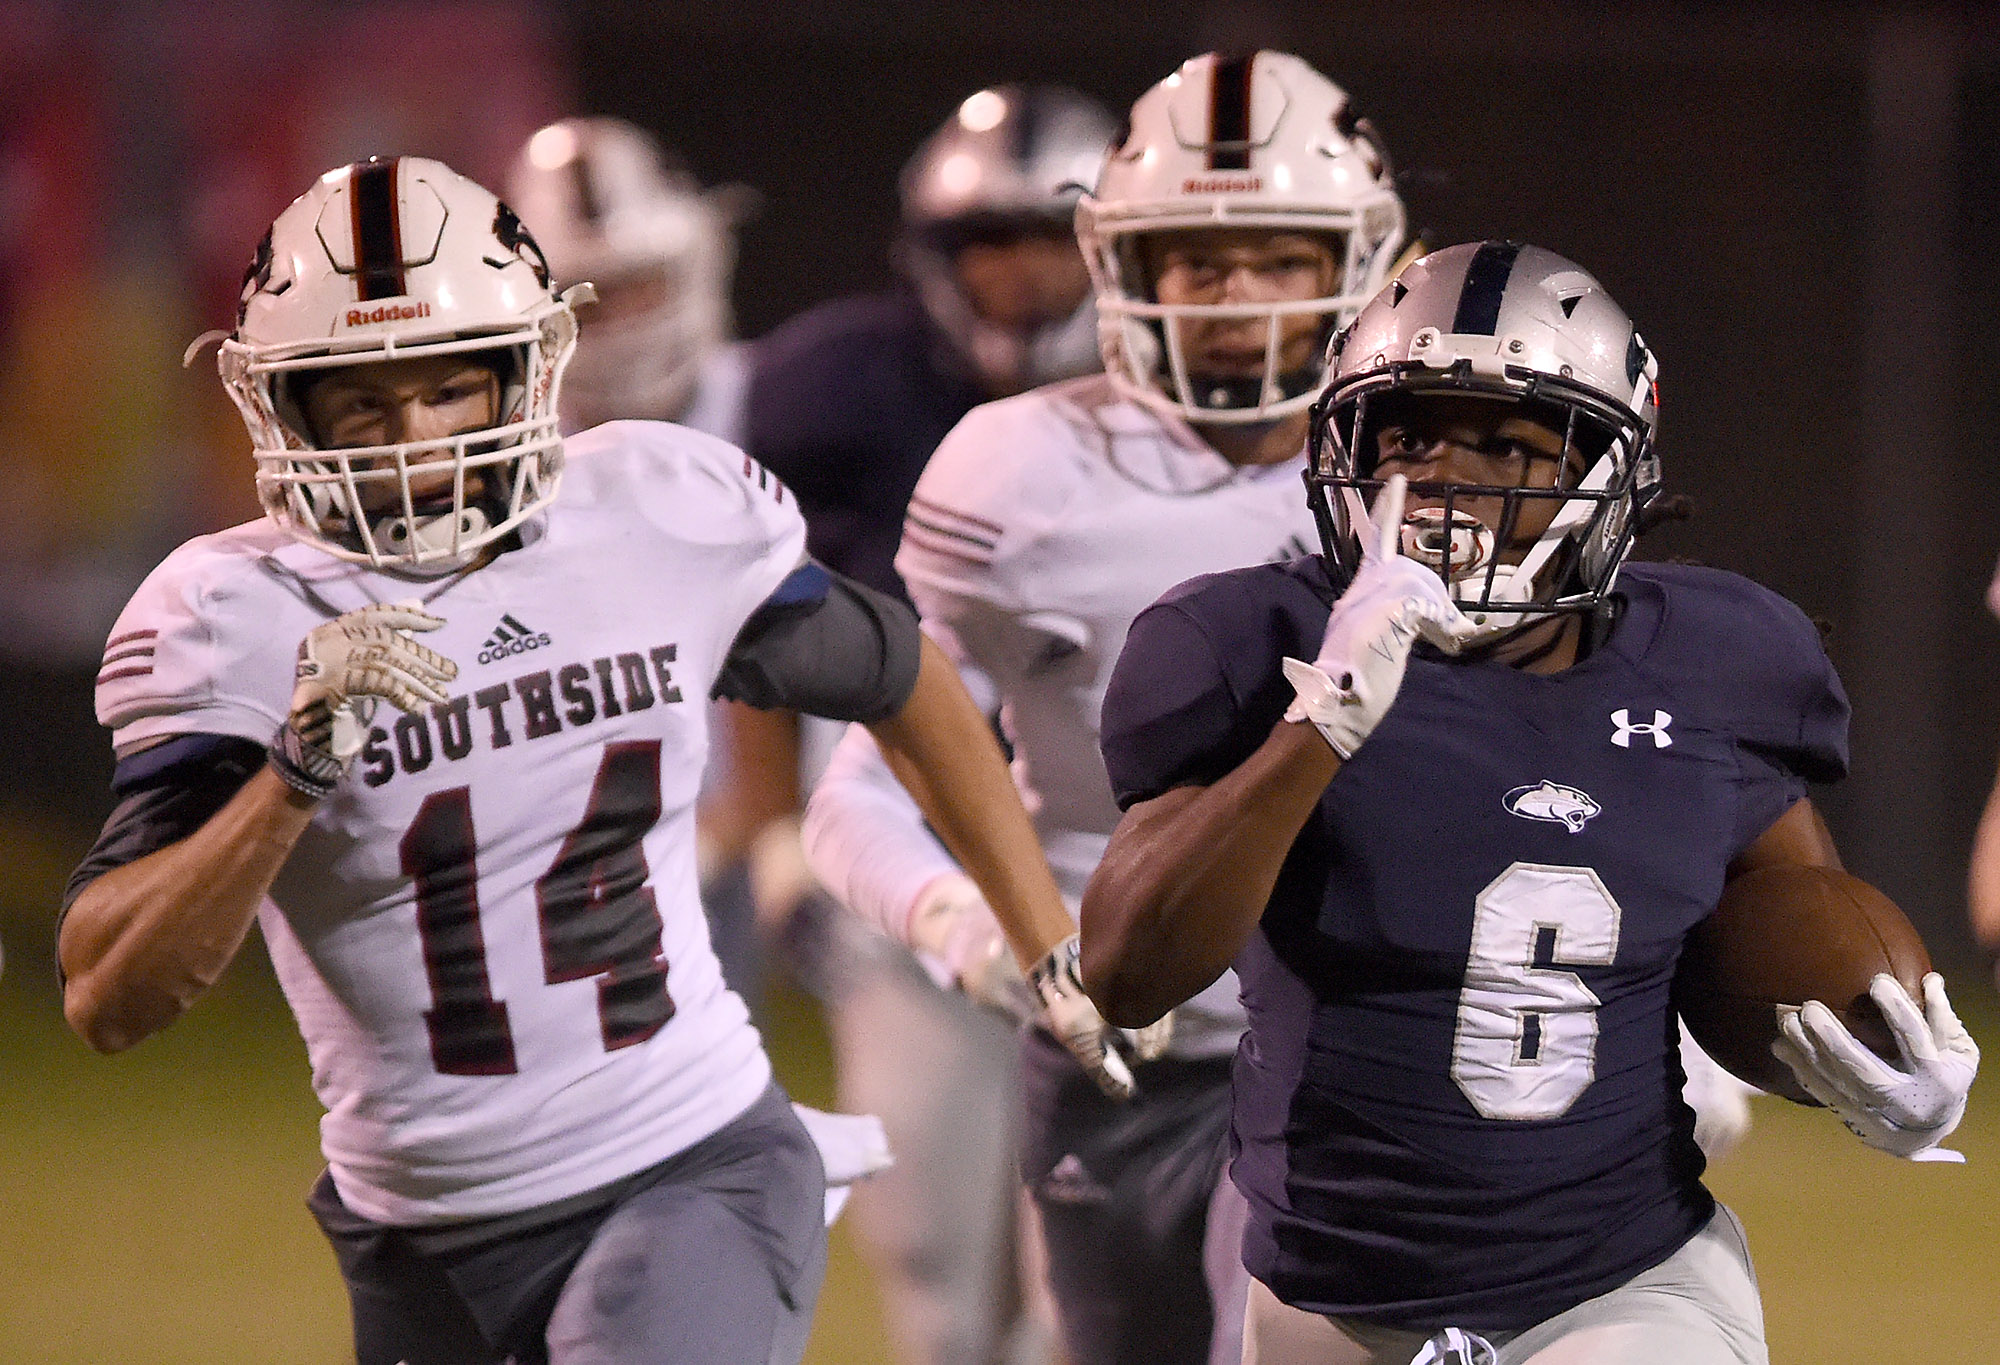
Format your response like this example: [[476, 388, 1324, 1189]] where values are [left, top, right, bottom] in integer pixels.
[[1679, 1024, 1755, 1163], [1284, 475, 1478, 758], [908, 873, 1034, 1021], [1028, 934, 1173, 1101], [272, 601, 457, 797], [1771, 972, 1979, 1161]]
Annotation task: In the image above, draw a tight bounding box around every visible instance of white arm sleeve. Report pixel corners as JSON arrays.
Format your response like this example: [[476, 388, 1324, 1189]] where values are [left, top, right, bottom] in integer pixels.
[[800, 623, 1000, 945], [802, 724, 958, 945]]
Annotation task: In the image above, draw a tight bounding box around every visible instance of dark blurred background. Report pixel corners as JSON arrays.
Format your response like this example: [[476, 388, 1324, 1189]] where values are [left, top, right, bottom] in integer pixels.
[[3, 3, 1997, 1360], [7, 0, 1997, 965]]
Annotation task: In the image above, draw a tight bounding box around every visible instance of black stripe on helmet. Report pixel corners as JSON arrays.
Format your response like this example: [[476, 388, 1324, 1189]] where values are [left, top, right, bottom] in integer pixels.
[[570, 148, 603, 224], [1449, 239, 1523, 337], [1009, 86, 1039, 170], [1207, 54, 1254, 170], [350, 158, 407, 301]]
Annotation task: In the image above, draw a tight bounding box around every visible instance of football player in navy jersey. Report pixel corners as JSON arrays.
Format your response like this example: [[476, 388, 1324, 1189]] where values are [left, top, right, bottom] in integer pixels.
[[1079, 241, 1979, 1364]]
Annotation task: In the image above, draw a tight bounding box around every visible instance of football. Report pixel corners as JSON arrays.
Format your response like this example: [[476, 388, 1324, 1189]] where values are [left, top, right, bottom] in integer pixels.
[[1674, 864, 1931, 1104]]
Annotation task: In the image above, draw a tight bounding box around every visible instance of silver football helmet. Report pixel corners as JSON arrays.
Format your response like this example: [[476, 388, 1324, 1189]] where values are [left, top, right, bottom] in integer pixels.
[[203, 156, 583, 571], [507, 117, 744, 428], [898, 84, 1117, 394], [1077, 51, 1406, 425], [1309, 241, 1661, 636]]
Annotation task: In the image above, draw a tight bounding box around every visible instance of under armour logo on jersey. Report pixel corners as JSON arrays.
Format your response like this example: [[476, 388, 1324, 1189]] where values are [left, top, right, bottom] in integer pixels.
[[478, 613, 552, 665], [1503, 780, 1601, 833], [1610, 708, 1673, 749]]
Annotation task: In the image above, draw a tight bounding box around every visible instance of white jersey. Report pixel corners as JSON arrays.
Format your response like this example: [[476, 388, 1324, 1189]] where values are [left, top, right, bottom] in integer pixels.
[[806, 374, 1321, 1057], [96, 420, 804, 1225]]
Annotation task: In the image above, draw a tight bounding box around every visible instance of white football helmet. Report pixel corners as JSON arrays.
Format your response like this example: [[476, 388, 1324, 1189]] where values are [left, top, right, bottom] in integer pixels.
[[507, 118, 742, 428], [898, 85, 1117, 394], [1077, 51, 1406, 424], [1310, 241, 1662, 638], [205, 156, 582, 571]]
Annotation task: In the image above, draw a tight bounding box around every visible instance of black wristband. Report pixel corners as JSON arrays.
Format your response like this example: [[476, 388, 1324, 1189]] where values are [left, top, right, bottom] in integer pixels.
[[269, 720, 341, 800]]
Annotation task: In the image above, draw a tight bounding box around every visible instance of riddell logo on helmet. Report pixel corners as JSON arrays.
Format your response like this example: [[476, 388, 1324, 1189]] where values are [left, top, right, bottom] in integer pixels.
[[343, 302, 432, 327], [1182, 174, 1262, 194]]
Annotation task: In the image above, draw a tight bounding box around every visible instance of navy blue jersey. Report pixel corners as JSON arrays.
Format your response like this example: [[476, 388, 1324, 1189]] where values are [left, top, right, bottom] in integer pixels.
[[1099, 558, 1849, 1331], [744, 291, 986, 601]]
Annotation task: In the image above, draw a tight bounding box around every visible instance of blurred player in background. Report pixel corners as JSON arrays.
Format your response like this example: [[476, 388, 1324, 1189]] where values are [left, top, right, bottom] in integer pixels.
[[737, 84, 1118, 1365], [1080, 241, 1979, 1364], [57, 156, 1083, 1365], [506, 116, 773, 1001], [1967, 560, 2000, 984], [805, 51, 1406, 1365], [506, 116, 752, 442]]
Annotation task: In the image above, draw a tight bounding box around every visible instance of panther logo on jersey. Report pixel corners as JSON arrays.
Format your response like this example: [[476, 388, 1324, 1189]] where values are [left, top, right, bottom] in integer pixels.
[[1502, 780, 1601, 834]]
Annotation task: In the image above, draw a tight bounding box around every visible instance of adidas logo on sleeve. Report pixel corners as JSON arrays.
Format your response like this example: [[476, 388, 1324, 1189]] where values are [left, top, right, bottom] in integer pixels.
[[478, 613, 552, 665]]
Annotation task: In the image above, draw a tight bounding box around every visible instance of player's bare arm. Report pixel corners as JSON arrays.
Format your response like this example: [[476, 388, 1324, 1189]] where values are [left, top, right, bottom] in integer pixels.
[[1726, 795, 1841, 878], [1970, 727, 2000, 965], [868, 635, 1075, 964], [718, 557, 1140, 1096], [63, 600, 458, 1052], [60, 766, 319, 1052], [1082, 476, 1472, 1026], [1082, 722, 1339, 1027]]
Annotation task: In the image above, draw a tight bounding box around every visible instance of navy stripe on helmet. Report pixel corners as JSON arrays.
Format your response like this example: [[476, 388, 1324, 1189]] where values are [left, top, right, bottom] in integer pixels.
[[351, 158, 407, 301], [1450, 240, 1523, 337], [1207, 54, 1254, 170]]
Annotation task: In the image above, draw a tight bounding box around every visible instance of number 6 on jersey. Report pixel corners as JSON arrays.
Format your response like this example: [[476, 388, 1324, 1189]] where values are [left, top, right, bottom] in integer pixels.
[[1452, 862, 1622, 1120]]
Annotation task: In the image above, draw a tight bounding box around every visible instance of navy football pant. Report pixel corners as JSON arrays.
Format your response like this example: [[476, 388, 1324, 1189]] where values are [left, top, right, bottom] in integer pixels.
[[309, 1085, 827, 1365], [1018, 1026, 1249, 1365]]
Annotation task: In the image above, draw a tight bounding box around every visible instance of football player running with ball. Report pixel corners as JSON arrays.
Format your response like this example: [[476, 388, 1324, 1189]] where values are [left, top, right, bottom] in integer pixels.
[[1078, 241, 1979, 1364], [57, 157, 1080, 1365], [803, 52, 1408, 1365]]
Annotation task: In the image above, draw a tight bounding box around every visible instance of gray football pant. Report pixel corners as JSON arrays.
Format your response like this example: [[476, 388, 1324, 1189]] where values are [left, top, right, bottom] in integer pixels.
[[1242, 1204, 1767, 1365], [794, 897, 1056, 1365], [310, 1085, 827, 1365]]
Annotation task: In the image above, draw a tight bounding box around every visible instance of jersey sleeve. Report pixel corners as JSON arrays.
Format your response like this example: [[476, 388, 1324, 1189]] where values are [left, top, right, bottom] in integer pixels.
[[1729, 581, 1849, 785], [1100, 597, 1249, 809], [95, 539, 298, 752], [1642, 565, 1851, 856], [895, 394, 1078, 619], [1100, 563, 1322, 809], [593, 420, 810, 672]]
